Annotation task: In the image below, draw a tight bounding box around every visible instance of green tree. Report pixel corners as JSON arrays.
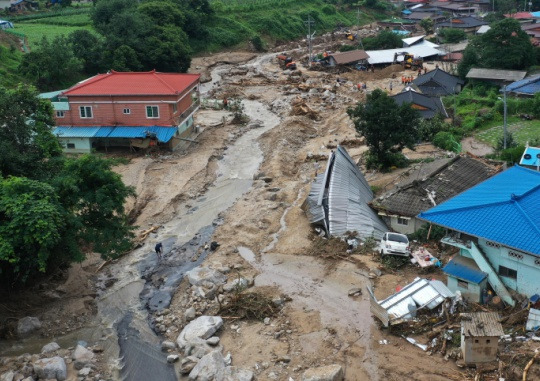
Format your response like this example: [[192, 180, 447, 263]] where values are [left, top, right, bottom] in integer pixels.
[[68, 30, 105, 75], [347, 89, 420, 169], [19, 36, 83, 91], [0, 85, 63, 179], [362, 30, 402, 50], [0, 86, 135, 288], [458, 18, 535, 77], [438, 28, 466, 43], [420, 18, 433, 35]]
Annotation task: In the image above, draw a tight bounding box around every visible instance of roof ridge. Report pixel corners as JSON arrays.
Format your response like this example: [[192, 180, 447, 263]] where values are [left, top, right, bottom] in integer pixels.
[[419, 199, 513, 218], [152, 71, 178, 94], [514, 194, 540, 236]]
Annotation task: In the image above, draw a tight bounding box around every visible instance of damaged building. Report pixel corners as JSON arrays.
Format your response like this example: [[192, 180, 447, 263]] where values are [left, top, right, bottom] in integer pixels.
[[304, 146, 387, 240]]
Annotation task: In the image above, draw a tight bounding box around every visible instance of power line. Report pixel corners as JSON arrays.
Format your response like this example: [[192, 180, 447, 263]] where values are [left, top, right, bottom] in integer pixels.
[[304, 15, 315, 68]]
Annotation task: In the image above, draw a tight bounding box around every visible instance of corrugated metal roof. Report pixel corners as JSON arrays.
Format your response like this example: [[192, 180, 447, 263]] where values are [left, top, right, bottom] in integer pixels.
[[106, 126, 177, 143], [402, 35, 425, 47], [461, 312, 504, 337], [443, 256, 488, 283], [39, 90, 64, 99], [367, 41, 442, 65], [54, 126, 178, 143], [304, 146, 387, 240], [378, 278, 454, 323], [466, 68, 527, 82], [520, 147, 540, 166], [53, 126, 100, 138], [476, 25, 491, 34], [418, 166, 540, 255], [506, 75, 540, 95]]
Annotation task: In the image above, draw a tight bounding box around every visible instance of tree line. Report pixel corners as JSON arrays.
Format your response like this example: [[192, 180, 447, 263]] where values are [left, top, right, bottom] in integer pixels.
[[19, 0, 213, 91]]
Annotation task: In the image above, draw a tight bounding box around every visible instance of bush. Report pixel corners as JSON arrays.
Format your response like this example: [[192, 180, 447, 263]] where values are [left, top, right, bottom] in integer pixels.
[[321, 5, 336, 15], [496, 132, 518, 150], [418, 115, 449, 141], [251, 35, 265, 52], [365, 151, 409, 171], [438, 28, 466, 43], [339, 44, 356, 52], [408, 224, 446, 243], [499, 145, 525, 164], [433, 131, 461, 152]]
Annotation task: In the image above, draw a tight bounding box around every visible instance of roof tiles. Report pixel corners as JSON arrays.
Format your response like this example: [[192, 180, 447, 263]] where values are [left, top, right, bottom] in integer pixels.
[[62, 70, 200, 96]]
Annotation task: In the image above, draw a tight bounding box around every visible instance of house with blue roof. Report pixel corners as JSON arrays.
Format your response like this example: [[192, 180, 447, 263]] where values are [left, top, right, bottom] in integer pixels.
[[520, 146, 540, 170], [505, 75, 540, 97], [418, 166, 540, 306]]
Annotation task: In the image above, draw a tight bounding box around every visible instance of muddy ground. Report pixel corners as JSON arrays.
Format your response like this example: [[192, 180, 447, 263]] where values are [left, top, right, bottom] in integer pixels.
[[2, 45, 538, 381]]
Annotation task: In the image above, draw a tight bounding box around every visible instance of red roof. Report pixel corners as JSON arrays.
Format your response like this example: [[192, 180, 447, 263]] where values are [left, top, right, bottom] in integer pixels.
[[504, 12, 533, 19], [62, 70, 200, 96]]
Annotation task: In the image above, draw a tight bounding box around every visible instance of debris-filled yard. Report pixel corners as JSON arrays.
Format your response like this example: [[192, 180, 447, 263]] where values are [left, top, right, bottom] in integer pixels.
[[1, 33, 540, 381]]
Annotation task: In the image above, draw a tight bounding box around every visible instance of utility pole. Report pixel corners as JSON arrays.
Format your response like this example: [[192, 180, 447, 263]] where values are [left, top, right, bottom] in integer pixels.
[[304, 15, 315, 68], [356, 8, 365, 50], [503, 85, 508, 149]]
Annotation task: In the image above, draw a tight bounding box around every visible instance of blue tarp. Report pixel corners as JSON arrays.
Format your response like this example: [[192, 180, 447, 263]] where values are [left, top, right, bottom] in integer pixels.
[[54, 126, 178, 143], [392, 29, 411, 35], [0, 20, 14, 29]]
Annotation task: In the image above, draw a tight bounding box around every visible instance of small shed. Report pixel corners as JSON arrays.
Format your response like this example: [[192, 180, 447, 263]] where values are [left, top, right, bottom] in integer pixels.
[[466, 68, 527, 86], [0, 19, 14, 29], [326, 50, 369, 67], [461, 312, 503, 364], [443, 255, 488, 303]]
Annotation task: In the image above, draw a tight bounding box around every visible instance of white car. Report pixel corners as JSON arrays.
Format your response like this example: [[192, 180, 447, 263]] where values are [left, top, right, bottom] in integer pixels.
[[379, 232, 410, 257]]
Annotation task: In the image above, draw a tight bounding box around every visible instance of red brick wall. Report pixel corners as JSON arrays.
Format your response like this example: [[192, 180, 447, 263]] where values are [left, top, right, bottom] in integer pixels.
[[56, 90, 196, 127]]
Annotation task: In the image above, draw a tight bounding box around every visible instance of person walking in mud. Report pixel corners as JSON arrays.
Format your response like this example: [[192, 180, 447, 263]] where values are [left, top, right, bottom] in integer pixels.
[[155, 242, 163, 261]]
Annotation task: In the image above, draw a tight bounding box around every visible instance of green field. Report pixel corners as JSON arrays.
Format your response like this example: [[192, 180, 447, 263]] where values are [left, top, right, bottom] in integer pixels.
[[12, 23, 95, 47], [475, 119, 540, 147], [25, 13, 92, 27]]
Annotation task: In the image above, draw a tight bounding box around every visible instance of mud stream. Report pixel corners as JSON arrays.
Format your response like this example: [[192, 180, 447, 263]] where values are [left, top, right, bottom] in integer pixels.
[[0, 57, 281, 380]]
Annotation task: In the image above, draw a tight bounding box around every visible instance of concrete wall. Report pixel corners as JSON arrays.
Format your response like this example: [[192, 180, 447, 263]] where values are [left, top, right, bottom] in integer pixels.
[[447, 275, 486, 303], [387, 216, 422, 235], [462, 238, 540, 298], [461, 334, 498, 364], [59, 137, 92, 154], [56, 86, 199, 127]]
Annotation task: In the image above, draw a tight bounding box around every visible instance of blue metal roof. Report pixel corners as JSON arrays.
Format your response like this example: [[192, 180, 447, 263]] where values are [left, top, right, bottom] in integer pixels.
[[521, 147, 540, 167], [106, 126, 177, 143], [392, 30, 411, 35], [505, 75, 540, 95], [443, 257, 488, 284], [418, 166, 540, 255], [53, 126, 100, 138], [53, 126, 178, 143], [532, 11, 540, 17], [402, 10, 412, 15]]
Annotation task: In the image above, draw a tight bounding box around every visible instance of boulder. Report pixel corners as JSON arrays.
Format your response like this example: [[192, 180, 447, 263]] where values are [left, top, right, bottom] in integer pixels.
[[41, 342, 60, 354], [223, 278, 249, 293], [302, 365, 344, 381], [167, 355, 179, 363], [219, 367, 254, 381], [17, 317, 41, 337], [186, 267, 226, 287], [188, 351, 226, 381], [161, 341, 176, 352], [72, 344, 95, 370], [180, 356, 199, 374], [0, 371, 14, 381], [177, 316, 223, 350], [78, 367, 92, 377], [184, 307, 196, 321], [206, 337, 220, 346], [33, 357, 67, 381]]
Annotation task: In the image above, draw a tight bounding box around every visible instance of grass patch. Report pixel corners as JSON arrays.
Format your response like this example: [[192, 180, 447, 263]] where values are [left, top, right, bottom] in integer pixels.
[[475, 119, 540, 147], [13, 23, 95, 48], [0, 43, 24, 88], [24, 13, 92, 27]]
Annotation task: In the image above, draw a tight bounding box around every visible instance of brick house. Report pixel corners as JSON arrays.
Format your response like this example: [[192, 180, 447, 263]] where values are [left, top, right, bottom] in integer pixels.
[[51, 70, 200, 153]]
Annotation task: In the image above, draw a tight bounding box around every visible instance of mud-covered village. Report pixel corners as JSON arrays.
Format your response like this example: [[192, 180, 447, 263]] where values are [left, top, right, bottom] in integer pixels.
[[1, 1, 540, 381]]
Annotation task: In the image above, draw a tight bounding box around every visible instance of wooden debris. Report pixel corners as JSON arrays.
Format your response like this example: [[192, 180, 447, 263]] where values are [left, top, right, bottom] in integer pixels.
[[523, 350, 540, 381]]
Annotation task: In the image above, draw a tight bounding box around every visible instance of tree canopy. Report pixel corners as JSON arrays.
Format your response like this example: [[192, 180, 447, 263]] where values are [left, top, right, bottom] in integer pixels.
[[0, 86, 134, 288], [458, 18, 535, 78], [362, 30, 402, 50], [347, 89, 420, 170]]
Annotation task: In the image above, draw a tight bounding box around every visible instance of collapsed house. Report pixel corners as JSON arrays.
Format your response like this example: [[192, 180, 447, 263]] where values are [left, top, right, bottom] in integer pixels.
[[368, 277, 455, 327], [304, 146, 387, 240]]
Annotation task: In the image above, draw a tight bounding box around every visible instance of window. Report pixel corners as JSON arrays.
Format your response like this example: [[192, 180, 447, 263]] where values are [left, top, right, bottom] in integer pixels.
[[66, 143, 75, 149], [397, 217, 409, 226], [123, 108, 131, 115], [79, 106, 93, 118], [474, 339, 479, 344], [146, 105, 159, 118], [499, 265, 517, 279], [486, 339, 491, 344], [56, 111, 65, 118], [172, 103, 178, 113], [457, 280, 468, 289]]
